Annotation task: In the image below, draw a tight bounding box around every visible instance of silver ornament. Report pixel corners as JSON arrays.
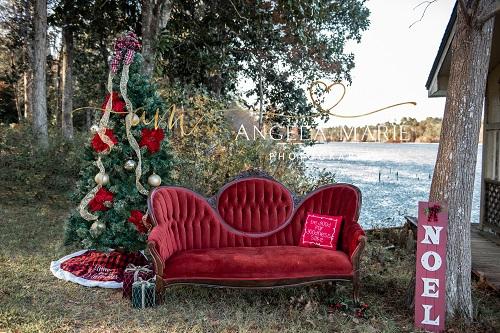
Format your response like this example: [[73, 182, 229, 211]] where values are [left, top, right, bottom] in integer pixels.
[[95, 173, 110, 185], [90, 220, 106, 237], [126, 113, 141, 126], [90, 125, 99, 134], [148, 173, 162, 187], [124, 159, 137, 171]]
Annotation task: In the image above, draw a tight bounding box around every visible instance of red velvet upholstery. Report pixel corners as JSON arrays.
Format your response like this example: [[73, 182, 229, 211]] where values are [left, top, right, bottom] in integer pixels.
[[217, 178, 294, 235], [163, 246, 353, 282], [148, 178, 365, 289]]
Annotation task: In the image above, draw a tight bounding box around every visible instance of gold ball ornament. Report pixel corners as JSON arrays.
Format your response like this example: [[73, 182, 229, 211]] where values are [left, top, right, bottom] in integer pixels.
[[94, 173, 109, 185], [90, 220, 106, 237], [148, 173, 162, 187], [124, 159, 137, 171], [127, 113, 141, 126], [90, 125, 99, 134]]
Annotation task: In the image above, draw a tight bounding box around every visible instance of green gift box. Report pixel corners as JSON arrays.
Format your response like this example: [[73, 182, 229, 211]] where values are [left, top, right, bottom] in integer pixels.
[[131, 277, 156, 308]]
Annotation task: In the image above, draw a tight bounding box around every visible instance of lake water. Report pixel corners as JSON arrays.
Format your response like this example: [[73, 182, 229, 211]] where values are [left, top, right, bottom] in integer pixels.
[[304, 143, 482, 229]]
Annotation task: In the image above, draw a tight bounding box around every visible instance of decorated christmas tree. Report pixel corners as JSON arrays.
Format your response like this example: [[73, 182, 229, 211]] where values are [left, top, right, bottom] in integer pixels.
[[64, 33, 174, 252]]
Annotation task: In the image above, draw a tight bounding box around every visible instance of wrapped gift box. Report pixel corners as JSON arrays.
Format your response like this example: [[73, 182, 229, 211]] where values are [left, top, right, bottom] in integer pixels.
[[122, 264, 154, 299], [131, 277, 156, 308]]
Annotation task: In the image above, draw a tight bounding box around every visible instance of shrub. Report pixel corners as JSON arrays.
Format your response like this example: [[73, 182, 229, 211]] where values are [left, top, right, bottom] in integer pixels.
[[0, 124, 84, 203]]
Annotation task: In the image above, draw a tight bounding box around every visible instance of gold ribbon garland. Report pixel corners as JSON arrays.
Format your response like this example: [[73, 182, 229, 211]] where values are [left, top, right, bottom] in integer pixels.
[[96, 73, 117, 150], [78, 72, 117, 221], [120, 64, 148, 196], [78, 157, 106, 221]]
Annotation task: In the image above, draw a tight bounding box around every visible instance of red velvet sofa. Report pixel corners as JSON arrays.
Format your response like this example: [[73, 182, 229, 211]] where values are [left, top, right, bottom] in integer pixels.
[[147, 174, 367, 302]]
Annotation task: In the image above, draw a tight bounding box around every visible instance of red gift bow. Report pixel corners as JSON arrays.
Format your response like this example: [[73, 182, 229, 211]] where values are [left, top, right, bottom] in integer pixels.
[[124, 264, 152, 282], [111, 32, 141, 73]]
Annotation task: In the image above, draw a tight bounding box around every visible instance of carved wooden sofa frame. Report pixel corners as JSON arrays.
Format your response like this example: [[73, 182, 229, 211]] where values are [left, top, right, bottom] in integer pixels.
[[147, 172, 367, 303]]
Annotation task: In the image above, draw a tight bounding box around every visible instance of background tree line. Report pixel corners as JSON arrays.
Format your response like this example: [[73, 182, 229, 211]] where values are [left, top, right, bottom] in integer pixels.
[[0, 0, 369, 148], [314, 117, 444, 143]]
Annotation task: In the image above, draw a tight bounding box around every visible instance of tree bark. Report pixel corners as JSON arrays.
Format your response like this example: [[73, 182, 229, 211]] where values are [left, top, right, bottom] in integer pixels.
[[21, 0, 32, 122], [86, 109, 92, 129], [429, 0, 495, 320], [61, 26, 74, 139], [23, 69, 32, 120], [14, 80, 22, 122], [141, 0, 153, 76], [258, 61, 264, 130], [141, 0, 172, 77], [32, 0, 48, 148]]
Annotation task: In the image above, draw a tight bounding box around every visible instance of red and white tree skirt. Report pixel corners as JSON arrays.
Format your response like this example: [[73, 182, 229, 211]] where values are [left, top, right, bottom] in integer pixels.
[[50, 249, 148, 288]]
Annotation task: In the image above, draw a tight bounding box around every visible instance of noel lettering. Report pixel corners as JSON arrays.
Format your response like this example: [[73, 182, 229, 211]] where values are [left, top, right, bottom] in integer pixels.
[[414, 202, 447, 333], [419, 225, 444, 326]]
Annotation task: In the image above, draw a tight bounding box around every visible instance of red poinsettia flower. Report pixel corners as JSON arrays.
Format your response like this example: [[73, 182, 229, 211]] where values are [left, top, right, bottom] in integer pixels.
[[91, 128, 119, 153], [101, 92, 127, 115], [88, 188, 114, 212], [139, 128, 165, 153], [128, 210, 148, 233]]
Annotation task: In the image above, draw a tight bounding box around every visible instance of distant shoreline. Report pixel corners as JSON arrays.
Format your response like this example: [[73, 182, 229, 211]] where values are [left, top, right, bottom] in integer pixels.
[[314, 141, 482, 145]]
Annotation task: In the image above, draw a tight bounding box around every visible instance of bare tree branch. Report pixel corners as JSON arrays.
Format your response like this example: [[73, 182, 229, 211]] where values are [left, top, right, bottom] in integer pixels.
[[477, 2, 500, 26], [471, 0, 481, 15], [409, 0, 438, 28], [457, 0, 475, 26], [457, 0, 469, 15], [229, 0, 249, 21]]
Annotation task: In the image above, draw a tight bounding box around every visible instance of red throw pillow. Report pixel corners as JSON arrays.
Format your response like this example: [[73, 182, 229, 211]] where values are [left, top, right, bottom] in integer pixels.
[[299, 213, 343, 250]]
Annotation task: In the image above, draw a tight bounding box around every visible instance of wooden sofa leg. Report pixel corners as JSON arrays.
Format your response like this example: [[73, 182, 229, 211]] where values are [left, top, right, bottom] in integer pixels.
[[326, 281, 337, 296], [351, 235, 367, 304], [353, 275, 360, 304], [155, 275, 165, 305]]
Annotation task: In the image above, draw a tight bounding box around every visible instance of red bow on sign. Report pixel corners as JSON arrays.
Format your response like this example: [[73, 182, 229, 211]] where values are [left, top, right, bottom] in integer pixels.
[[110, 32, 141, 73], [426, 204, 442, 222]]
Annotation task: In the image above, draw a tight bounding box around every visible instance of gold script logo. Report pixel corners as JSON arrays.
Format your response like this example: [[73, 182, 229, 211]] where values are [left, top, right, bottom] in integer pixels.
[[74, 83, 417, 139]]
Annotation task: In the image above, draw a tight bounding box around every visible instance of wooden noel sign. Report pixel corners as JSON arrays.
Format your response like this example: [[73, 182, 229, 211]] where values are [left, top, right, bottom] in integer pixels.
[[414, 202, 448, 332]]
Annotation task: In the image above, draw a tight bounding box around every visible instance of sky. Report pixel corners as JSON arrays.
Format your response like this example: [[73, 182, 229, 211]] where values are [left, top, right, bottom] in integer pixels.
[[320, 0, 456, 126]]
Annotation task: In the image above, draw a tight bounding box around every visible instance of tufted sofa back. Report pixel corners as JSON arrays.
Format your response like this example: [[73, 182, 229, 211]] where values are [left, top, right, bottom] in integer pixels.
[[148, 177, 361, 252], [216, 178, 294, 237]]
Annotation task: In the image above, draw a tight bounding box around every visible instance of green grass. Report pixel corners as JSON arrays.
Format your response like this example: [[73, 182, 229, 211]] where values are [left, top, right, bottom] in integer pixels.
[[0, 126, 499, 332], [1, 189, 499, 333]]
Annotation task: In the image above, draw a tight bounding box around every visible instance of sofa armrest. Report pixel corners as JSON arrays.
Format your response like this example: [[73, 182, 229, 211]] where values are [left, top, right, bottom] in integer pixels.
[[342, 223, 367, 261], [147, 225, 178, 277]]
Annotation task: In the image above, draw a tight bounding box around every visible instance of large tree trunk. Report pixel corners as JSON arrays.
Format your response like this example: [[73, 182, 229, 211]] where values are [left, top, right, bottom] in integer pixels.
[[23, 70, 32, 120], [32, 0, 48, 148], [141, 0, 154, 76], [141, 0, 172, 77], [86, 109, 92, 129], [429, 0, 495, 320], [258, 61, 264, 130], [61, 26, 74, 139], [14, 80, 22, 122], [21, 0, 32, 122], [8, 48, 22, 122]]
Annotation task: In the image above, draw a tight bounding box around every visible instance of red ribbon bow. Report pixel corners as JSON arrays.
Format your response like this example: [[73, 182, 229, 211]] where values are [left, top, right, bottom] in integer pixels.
[[111, 32, 141, 73], [427, 204, 441, 222]]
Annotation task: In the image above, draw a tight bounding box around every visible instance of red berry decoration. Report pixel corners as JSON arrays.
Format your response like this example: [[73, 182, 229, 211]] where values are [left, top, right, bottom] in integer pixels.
[[139, 128, 165, 153], [128, 210, 148, 233], [88, 188, 114, 212], [91, 128, 118, 153], [101, 92, 127, 116]]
